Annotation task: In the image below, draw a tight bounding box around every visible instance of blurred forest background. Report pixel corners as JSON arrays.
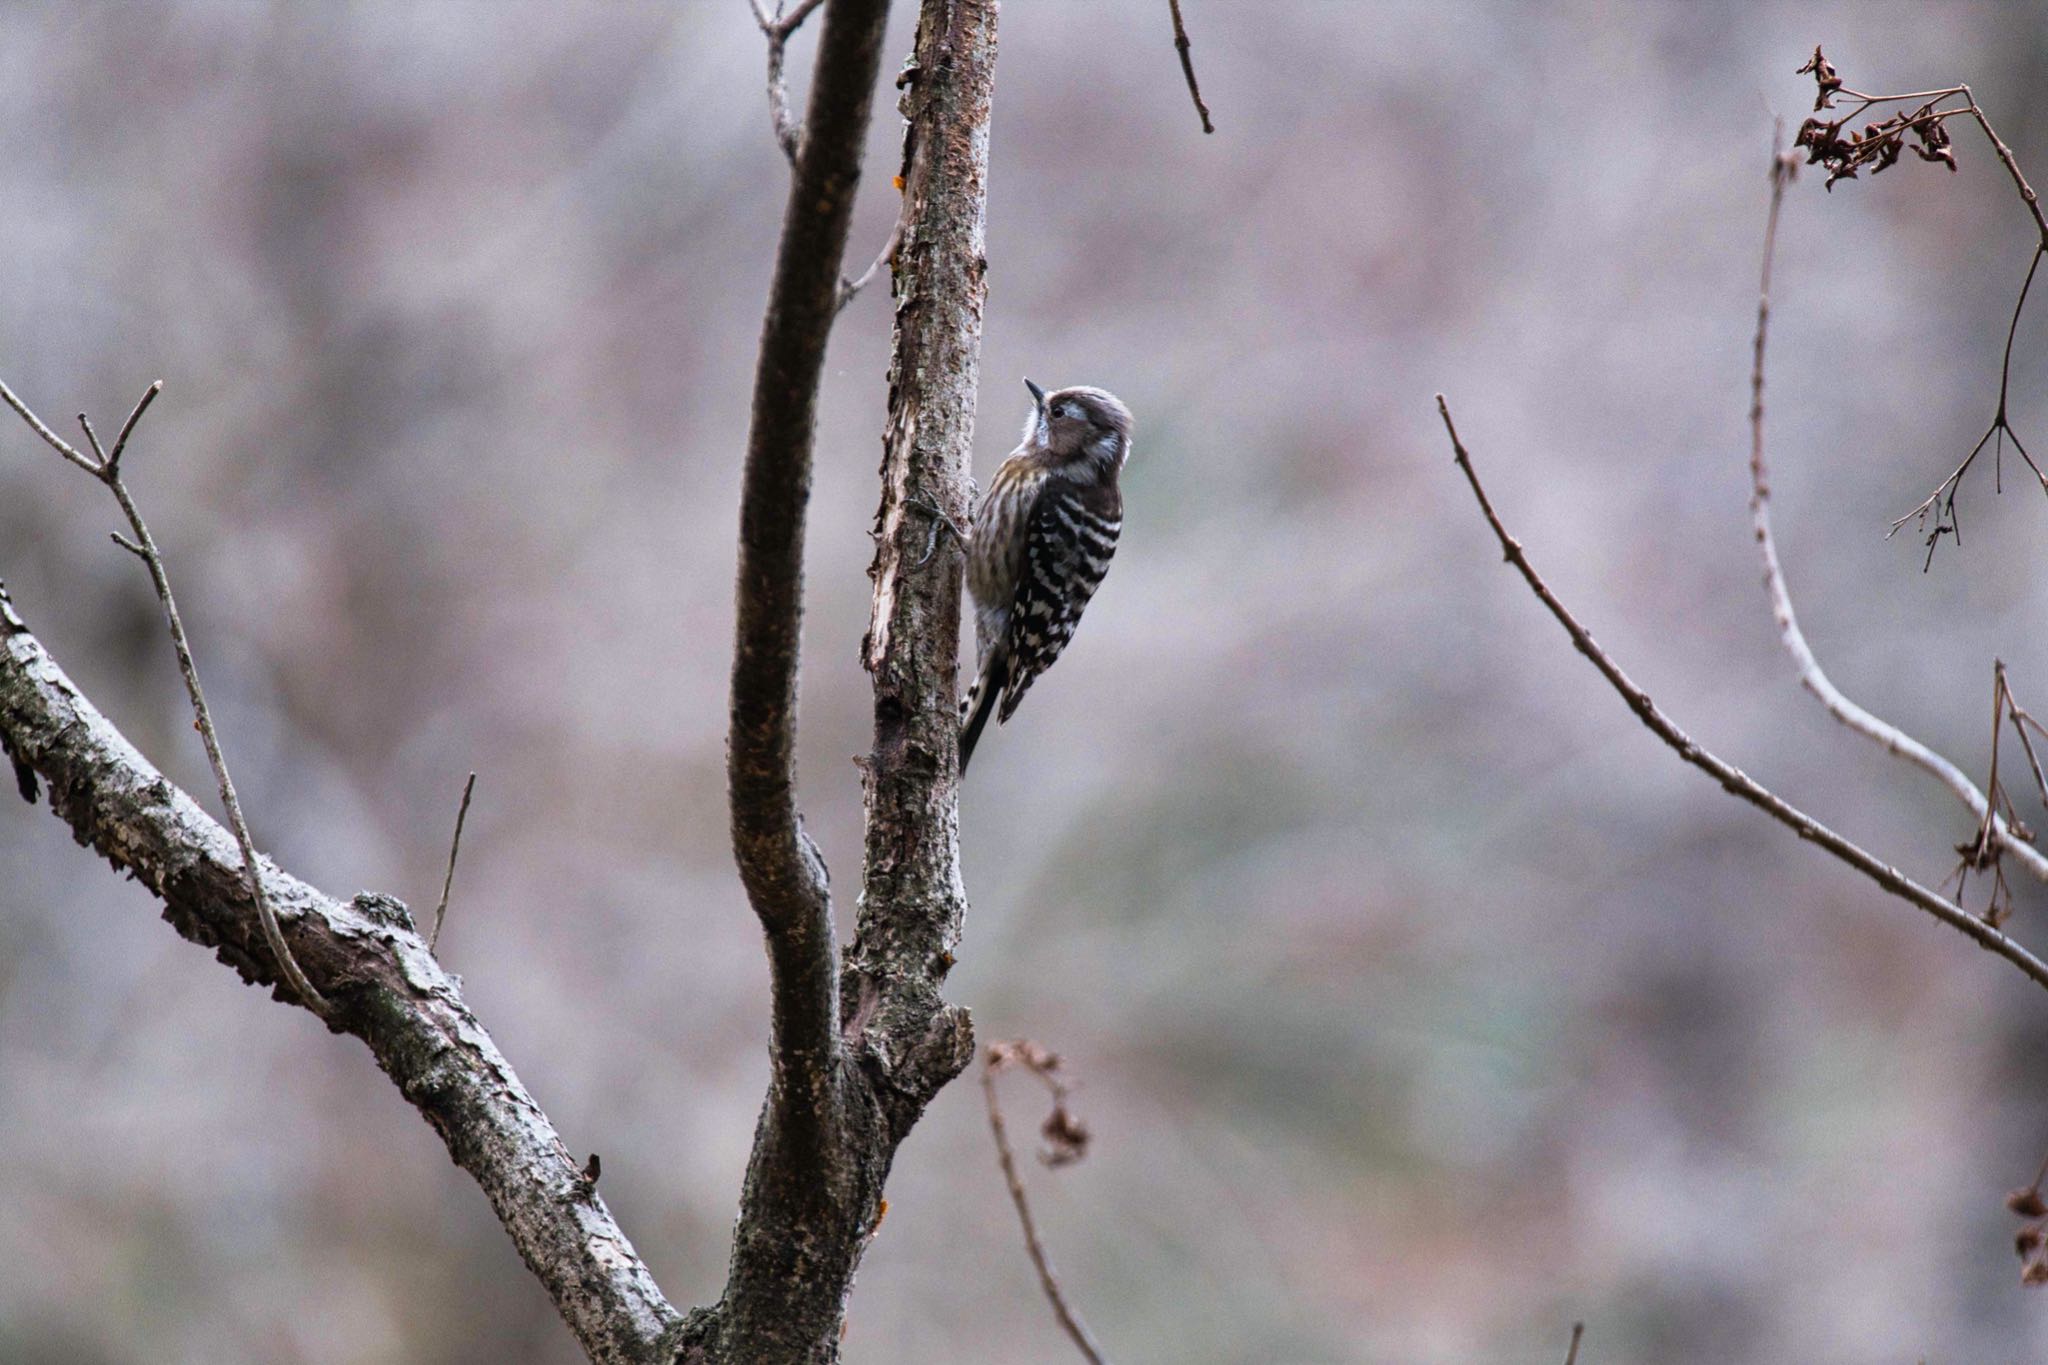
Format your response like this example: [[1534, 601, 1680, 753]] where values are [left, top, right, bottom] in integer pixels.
[[6, 2, 2048, 1361]]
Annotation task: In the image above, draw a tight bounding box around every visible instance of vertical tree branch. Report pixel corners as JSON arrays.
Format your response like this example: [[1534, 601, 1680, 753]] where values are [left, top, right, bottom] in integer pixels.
[[431, 770, 477, 952], [842, 0, 995, 1119], [714, 0, 894, 1358], [727, 0, 888, 1144]]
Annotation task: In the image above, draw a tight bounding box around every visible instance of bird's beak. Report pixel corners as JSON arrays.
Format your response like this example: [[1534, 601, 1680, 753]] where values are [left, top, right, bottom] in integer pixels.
[[1023, 377, 1046, 412]]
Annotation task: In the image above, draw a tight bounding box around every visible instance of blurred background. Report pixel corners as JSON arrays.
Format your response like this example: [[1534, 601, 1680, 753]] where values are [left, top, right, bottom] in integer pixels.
[[4, 2, 2048, 1361]]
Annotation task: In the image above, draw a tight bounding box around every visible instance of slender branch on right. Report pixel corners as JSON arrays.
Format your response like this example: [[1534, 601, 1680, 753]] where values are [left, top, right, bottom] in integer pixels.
[[1563, 1322, 1586, 1365], [1746, 140, 2048, 888], [982, 1041, 1106, 1365], [1166, 0, 1214, 135], [1438, 395, 2048, 993]]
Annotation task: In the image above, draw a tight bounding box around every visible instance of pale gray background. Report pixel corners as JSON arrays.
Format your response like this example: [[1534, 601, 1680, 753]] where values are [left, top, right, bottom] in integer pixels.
[[4, 2, 2048, 1361]]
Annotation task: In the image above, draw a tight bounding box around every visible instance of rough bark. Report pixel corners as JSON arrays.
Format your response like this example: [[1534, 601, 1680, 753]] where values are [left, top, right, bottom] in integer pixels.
[[843, 0, 995, 1124], [0, 587, 682, 1365]]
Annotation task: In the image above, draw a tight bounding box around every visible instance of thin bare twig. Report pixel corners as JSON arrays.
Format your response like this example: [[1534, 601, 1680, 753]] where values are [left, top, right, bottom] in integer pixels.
[[836, 212, 904, 314], [982, 1043, 1106, 1365], [1438, 394, 2048, 993], [4, 378, 328, 1014], [2007, 678, 2048, 808], [0, 378, 102, 475], [431, 771, 477, 953], [1166, 0, 1214, 135], [1563, 1321, 1585, 1365], [1747, 138, 2048, 886]]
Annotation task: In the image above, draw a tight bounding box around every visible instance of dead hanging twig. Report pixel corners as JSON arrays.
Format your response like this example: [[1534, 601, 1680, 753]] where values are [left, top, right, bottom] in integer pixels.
[[981, 1040, 1103, 1364], [1788, 47, 2048, 568], [1437, 393, 2048, 994], [1166, 0, 1214, 135], [1, 376, 328, 1016], [1563, 1321, 1586, 1365]]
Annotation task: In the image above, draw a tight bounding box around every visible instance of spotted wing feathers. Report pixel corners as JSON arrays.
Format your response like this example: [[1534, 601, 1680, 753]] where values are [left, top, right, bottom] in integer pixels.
[[997, 485, 1120, 722]]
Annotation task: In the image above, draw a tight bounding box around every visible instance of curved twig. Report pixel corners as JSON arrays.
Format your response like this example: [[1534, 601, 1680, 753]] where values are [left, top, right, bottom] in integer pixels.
[[982, 1049, 1107, 1365], [1747, 150, 2048, 884], [1439, 395, 2048, 993]]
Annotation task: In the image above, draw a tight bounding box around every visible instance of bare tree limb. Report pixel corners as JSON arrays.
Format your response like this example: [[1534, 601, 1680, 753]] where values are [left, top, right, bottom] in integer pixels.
[[4, 378, 328, 1013], [1166, 0, 1214, 135], [0, 377, 103, 475], [982, 1044, 1107, 1365], [1746, 146, 2048, 885], [431, 770, 477, 952], [1438, 395, 2048, 993], [0, 599, 681, 1363], [1563, 1321, 1585, 1365]]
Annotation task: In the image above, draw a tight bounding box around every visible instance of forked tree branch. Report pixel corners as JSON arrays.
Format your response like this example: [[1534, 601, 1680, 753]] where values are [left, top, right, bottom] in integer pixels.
[[1438, 396, 2048, 993], [0, 595, 681, 1363], [7, 3, 1006, 1357], [701, 0, 998, 1353], [749, 0, 832, 164], [1746, 147, 2048, 885]]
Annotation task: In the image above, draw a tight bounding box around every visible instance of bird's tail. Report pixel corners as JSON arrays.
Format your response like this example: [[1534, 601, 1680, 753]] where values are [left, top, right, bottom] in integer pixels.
[[958, 657, 1003, 776]]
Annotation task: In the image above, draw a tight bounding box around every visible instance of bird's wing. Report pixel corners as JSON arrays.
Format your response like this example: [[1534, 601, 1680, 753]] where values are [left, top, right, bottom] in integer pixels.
[[997, 482, 1121, 723]]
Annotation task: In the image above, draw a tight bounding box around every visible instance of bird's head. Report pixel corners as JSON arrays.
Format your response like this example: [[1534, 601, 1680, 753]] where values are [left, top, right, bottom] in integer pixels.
[[1024, 378, 1133, 476]]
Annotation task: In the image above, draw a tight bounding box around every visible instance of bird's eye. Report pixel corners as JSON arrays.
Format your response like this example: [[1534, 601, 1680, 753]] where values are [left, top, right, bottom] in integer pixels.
[[1054, 403, 1076, 420]]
